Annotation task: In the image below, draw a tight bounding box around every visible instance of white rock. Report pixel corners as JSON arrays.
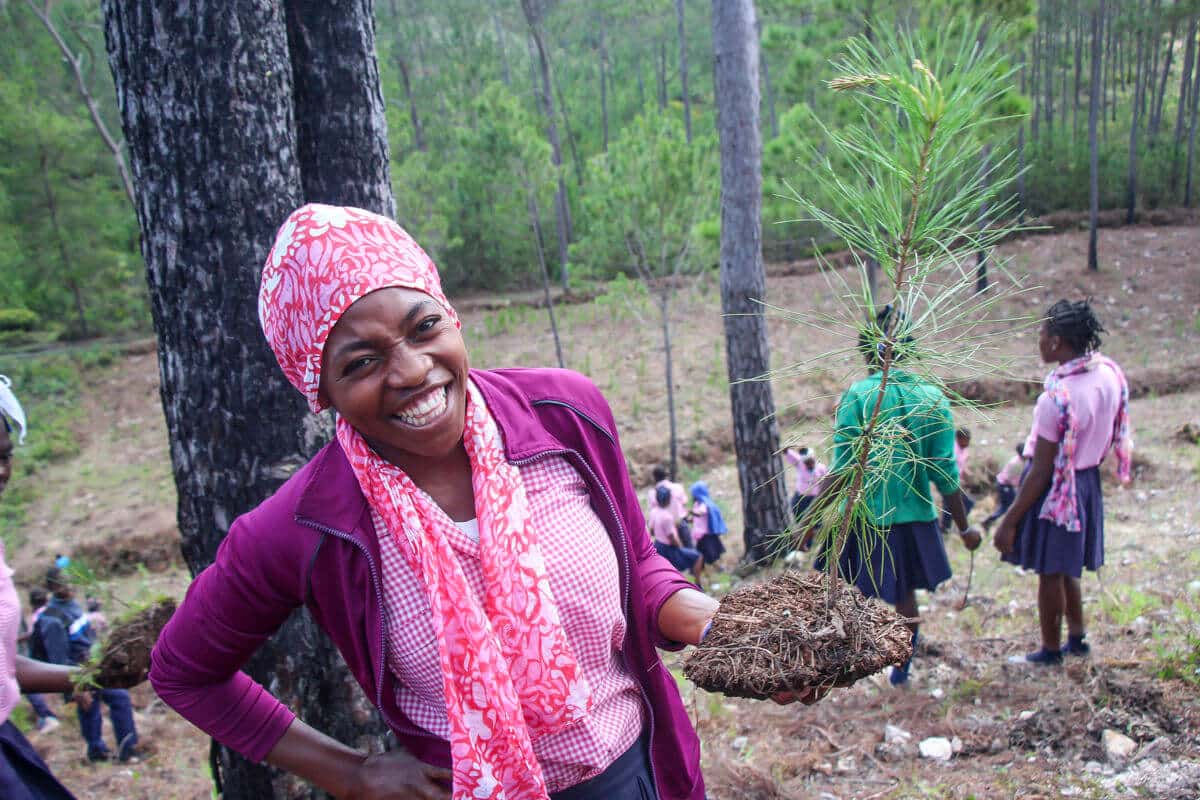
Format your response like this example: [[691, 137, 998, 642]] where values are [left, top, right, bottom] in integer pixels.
[[730, 736, 748, 752], [1187, 580, 1200, 595], [951, 736, 963, 754], [919, 736, 954, 761], [930, 687, 945, 700], [884, 724, 912, 744], [1084, 760, 1104, 774], [1018, 710, 1036, 721], [836, 755, 856, 773], [1102, 729, 1137, 762]]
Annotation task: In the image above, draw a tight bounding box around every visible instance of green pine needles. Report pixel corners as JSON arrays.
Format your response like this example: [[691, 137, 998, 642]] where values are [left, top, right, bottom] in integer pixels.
[[778, 18, 1030, 605]]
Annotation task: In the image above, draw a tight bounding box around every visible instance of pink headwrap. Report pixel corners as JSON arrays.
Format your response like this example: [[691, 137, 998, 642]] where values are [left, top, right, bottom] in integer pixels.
[[258, 205, 589, 800], [258, 203, 458, 412]]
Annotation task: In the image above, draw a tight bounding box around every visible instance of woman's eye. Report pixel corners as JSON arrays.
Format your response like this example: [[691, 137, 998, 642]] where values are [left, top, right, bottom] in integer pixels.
[[342, 357, 372, 376], [416, 315, 441, 334]]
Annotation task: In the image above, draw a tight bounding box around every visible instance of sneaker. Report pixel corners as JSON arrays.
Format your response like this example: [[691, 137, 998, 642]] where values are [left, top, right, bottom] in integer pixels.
[[36, 716, 60, 733], [1061, 634, 1090, 657], [1007, 648, 1063, 666], [118, 747, 146, 764], [86, 749, 111, 763], [889, 662, 911, 686]]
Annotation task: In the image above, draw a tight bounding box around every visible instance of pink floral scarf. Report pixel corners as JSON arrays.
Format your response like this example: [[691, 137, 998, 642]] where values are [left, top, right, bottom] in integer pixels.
[[260, 204, 589, 800], [1039, 352, 1132, 532]]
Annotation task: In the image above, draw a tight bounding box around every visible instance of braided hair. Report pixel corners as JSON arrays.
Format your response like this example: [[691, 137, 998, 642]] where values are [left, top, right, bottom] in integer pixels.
[[1045, 299, 1105, 356]]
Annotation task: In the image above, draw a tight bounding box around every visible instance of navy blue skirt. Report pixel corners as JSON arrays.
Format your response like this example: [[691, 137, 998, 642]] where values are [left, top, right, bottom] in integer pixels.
[[654, 541, 701, 573], [550, 734, 657, 800], [0, 720, 76, 800], [815, 520, 951, 605], [1003, 466, 1104, 578]]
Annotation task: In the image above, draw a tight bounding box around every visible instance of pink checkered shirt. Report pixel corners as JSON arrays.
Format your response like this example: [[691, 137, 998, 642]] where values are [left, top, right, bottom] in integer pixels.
[[373, 455, 645, 792]]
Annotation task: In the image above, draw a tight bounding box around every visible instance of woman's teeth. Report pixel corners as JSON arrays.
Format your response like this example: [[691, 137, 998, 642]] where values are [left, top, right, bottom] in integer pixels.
[[396, 386, 448, 427]]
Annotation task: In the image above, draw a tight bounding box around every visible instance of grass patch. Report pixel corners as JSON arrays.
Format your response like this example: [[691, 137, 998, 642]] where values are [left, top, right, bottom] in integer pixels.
[[1154, 599, 1200, 687], [0, 344, 123, 548], [1099, 586, 1161, 627]]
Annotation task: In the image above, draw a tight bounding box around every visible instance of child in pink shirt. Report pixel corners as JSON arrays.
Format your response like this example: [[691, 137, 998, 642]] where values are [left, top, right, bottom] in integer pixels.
[[785, 447, 827, 550], [648, 486, 703, 579], [993, 300, 1132, 665], [983, 444, 1029, 529]]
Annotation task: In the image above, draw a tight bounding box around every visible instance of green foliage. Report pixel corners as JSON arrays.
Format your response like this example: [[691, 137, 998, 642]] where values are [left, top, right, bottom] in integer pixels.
[[0, 3, 146, 339], [1155, 600, 1200, 687], [0, 308, 39, 332], [572, 111, 718, 281]]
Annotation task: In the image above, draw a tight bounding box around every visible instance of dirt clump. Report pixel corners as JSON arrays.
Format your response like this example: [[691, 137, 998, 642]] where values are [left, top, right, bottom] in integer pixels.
[[73, 528, 182, 577], [683, 570, 912, 699], [83, 597, 177, 690]]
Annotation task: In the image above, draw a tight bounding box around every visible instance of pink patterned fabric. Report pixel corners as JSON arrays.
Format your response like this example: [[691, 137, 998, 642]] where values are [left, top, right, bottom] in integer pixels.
[[1035, 352, 1132, 532], [0, 543, 19, 726], [375, 455, 643, 793], [260, 205, 590, 800], [259, 204, 458, 413]]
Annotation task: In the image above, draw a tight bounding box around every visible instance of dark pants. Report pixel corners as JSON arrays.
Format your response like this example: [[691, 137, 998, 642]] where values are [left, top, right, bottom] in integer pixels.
[[0, 721, 76, 800], [984, 484, 1017, 525], [26, 695, 54, 721], [550, 735, 657, 800], [77, 689, 137, 760], [790, 493, 818, 550]]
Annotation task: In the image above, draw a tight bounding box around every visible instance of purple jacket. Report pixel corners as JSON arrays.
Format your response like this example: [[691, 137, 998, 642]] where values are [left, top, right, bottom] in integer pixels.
[[150, 368, 704, 800]]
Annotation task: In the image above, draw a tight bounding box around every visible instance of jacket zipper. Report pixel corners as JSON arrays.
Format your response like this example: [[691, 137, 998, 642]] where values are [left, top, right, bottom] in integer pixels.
[[295, 517, 404, 735]]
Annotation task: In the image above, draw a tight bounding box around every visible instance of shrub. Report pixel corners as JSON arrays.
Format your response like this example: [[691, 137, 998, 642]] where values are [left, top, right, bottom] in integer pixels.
[[0, 308, 39, 332]]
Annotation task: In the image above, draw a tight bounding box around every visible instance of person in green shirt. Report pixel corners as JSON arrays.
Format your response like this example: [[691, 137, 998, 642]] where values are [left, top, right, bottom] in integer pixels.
[[815, 306, 982, 685]]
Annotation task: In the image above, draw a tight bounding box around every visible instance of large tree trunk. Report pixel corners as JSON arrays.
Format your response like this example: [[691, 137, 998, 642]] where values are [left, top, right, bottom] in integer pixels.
[[488, 0, 512, 85], [102, 2, 391, 798], [285, 1, 394, 218], [1186, 43, 1200, 206], [711, 0, 787, 566], [1150, 18, 1176, 139], [1173, 17, 1197, 193], [675, 0, 692, 143], [1089, 0, 1104, 271]]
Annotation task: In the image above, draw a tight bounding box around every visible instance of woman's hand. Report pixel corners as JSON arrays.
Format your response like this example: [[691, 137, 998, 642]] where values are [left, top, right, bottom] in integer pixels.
[[345, 749, 452, 800], [771, 686, 830, 706], [992, 518, 1017, 555]]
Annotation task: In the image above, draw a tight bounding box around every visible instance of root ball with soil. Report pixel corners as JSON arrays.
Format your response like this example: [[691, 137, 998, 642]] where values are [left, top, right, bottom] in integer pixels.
[[683, 571, 912, 699], [77, 597, 177, 690]]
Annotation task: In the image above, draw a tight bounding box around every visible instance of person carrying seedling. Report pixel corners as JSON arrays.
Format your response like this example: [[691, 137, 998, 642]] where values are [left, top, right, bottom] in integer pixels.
[[815, 306, 983, 686], [992, 299, 1131, 664], [38, 567, 142, 763], [646, 464, 692, 548]]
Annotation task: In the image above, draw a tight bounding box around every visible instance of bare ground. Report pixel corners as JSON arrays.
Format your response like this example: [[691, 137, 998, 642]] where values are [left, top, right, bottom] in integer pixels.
[[8, 224, 1200, 799]]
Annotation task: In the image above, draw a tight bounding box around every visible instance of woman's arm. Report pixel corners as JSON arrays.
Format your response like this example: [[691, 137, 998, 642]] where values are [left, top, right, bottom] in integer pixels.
[[14, 655, 78, 693], [656, 587, 719, 646], [993, 436, 1058, 554], [266, 719, 451, 800]]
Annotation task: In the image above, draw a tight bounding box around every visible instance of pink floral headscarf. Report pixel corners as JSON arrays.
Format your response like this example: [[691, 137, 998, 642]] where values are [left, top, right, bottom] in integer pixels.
[[259, 203, 458, 412], [259, 205, 589, 800]]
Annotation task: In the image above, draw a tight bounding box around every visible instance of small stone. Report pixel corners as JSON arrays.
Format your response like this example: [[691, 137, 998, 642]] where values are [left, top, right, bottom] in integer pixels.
[[885, 724, 912, 744], [836, 755, 856, 773], [1103, 729, 1137, 763], [930, 687, 944, 699], [730, 736, 748, 752], [1187, 580, 1200, 595], [951, 737, 963, 754], [919, 736, 953, 761], [1084, 760, 1104, 774], [1019, 710, 1036, 721]]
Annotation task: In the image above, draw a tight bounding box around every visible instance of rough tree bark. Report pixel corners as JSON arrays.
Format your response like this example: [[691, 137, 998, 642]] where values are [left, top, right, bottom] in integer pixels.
[[1089, 0, 1104, 271], [102, 2, 392, 797], [285, 0, 395, 217], [711, 0, 787, 566], [1126, 17, 1145, 224]]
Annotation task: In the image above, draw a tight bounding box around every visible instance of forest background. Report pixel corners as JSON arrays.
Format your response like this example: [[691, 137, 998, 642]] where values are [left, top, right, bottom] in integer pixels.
[[2, 0, 1200, 343]]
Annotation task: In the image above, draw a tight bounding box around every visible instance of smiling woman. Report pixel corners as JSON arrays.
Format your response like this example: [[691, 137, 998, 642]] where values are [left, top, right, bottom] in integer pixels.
[[149, 204, 737, 800]]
